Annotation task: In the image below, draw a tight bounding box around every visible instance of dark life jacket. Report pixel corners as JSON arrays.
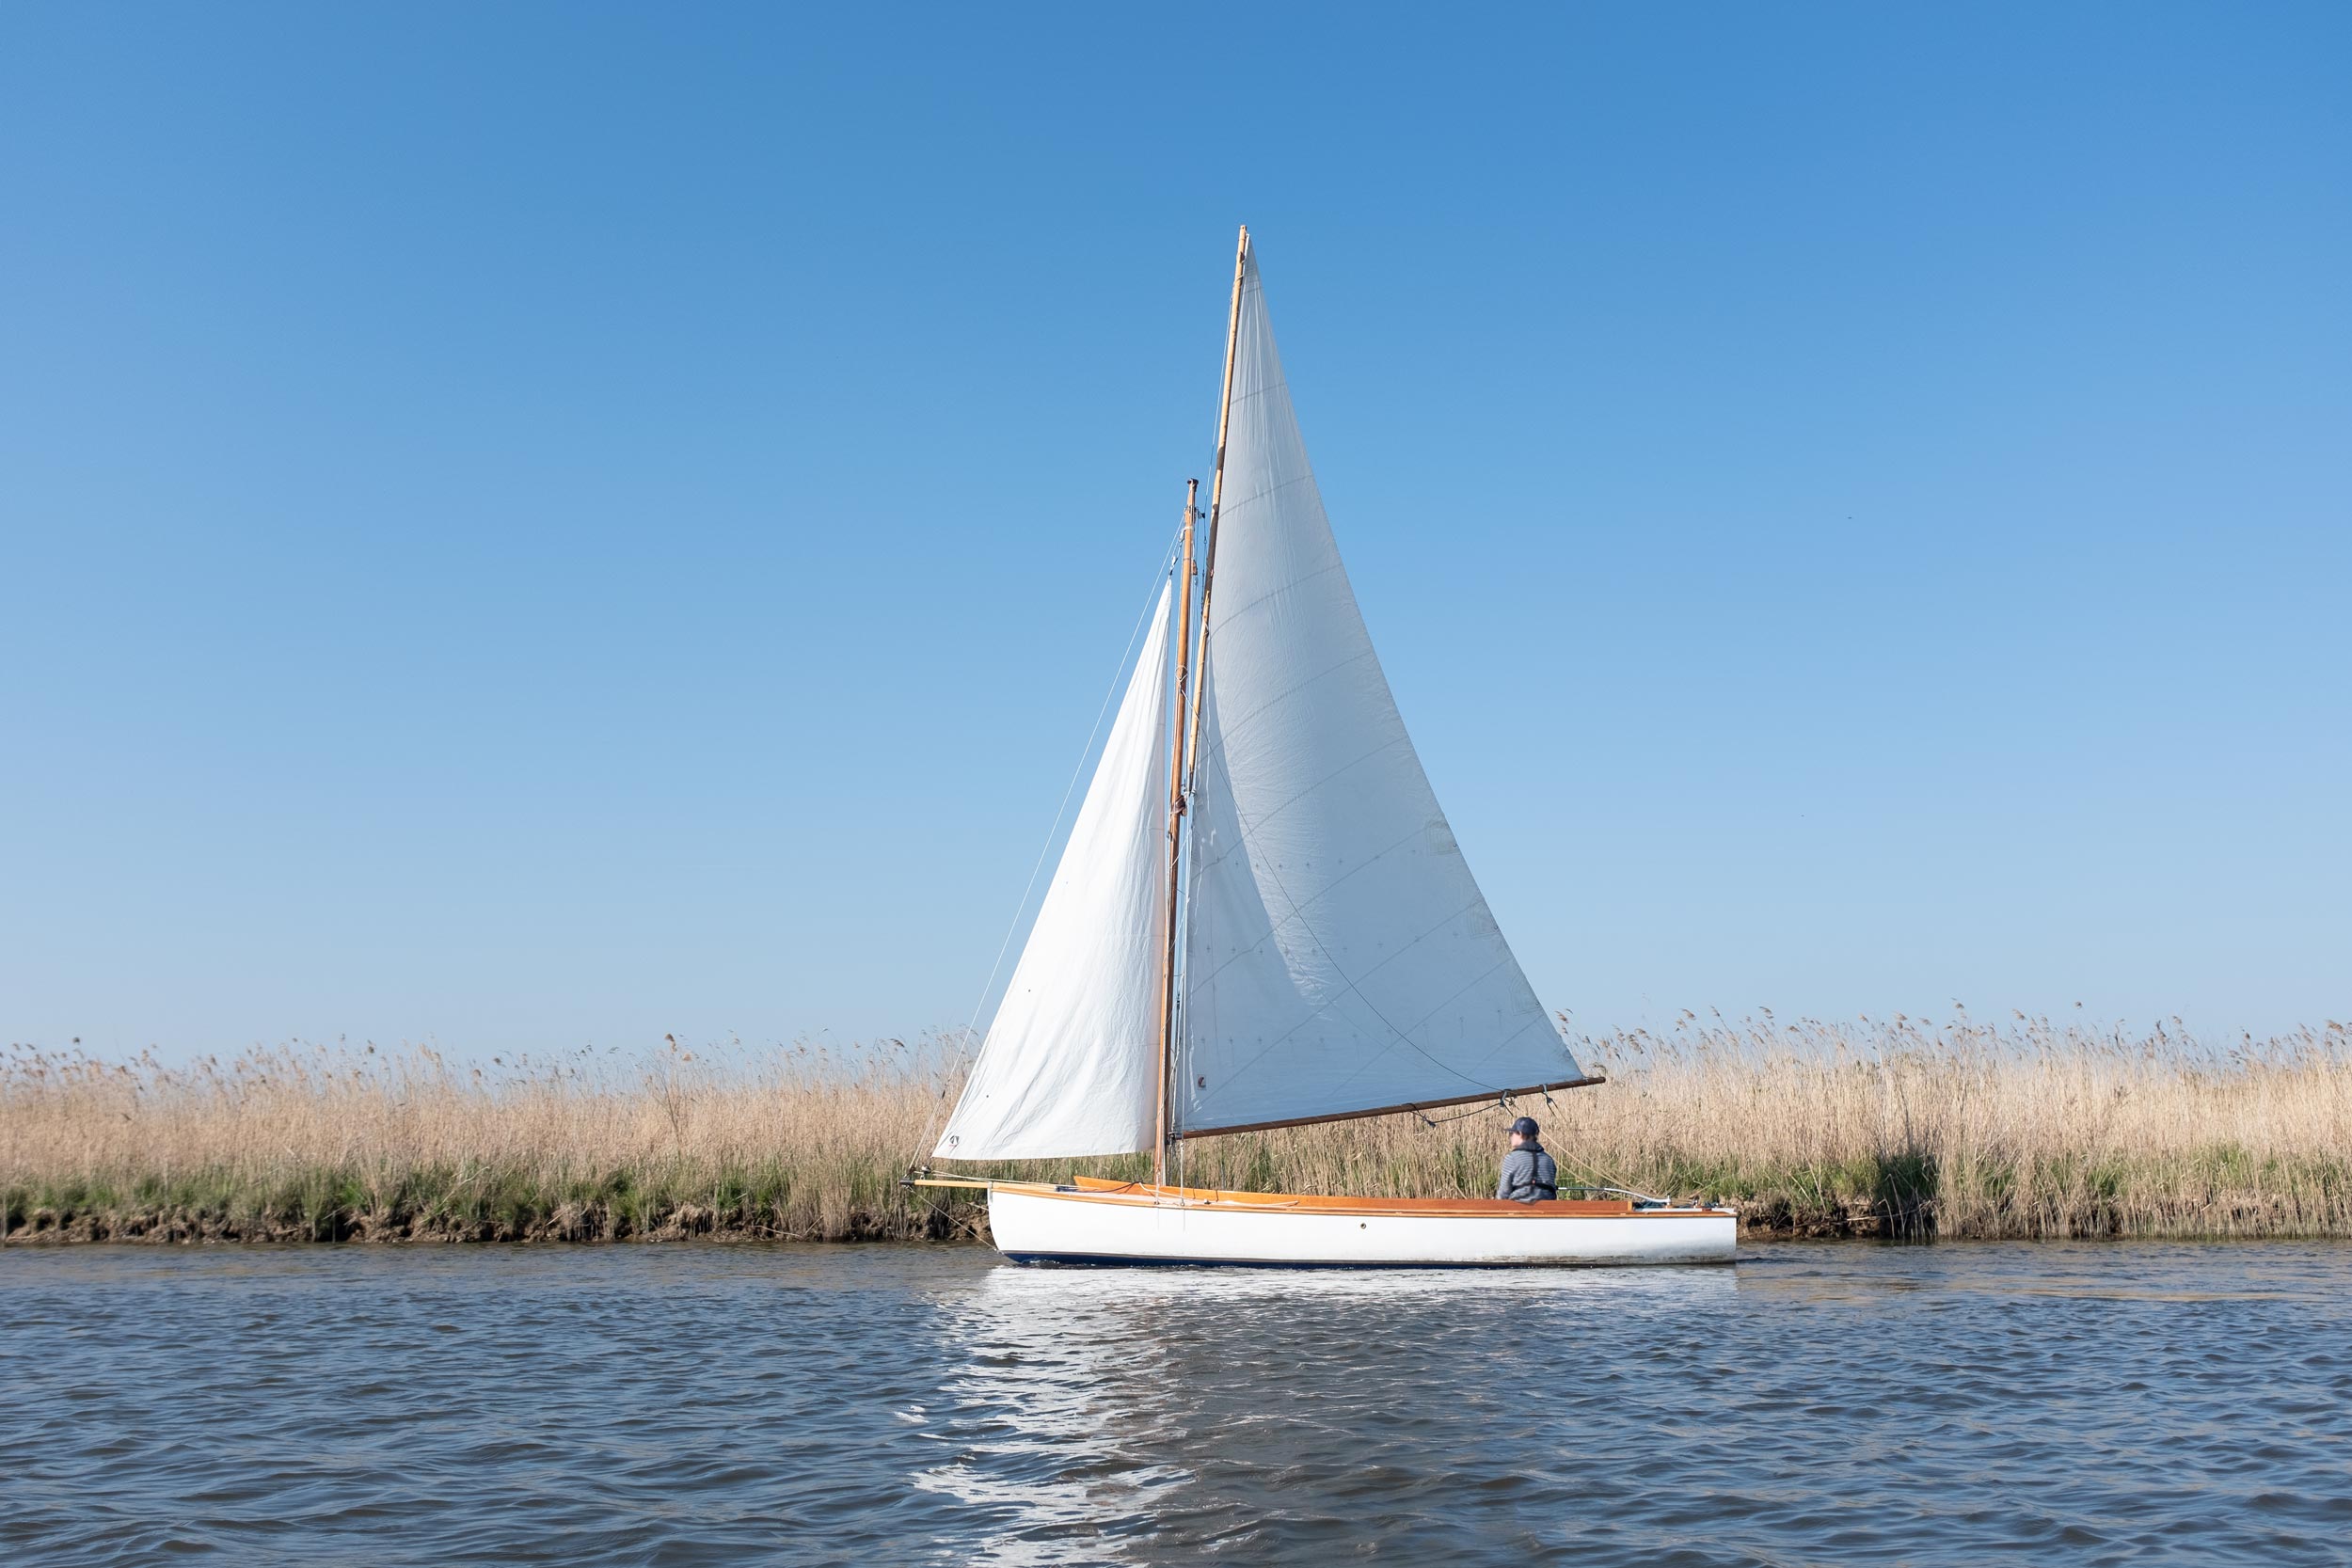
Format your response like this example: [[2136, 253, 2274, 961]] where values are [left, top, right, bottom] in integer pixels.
[[1496, 1144, 1559, 1202]]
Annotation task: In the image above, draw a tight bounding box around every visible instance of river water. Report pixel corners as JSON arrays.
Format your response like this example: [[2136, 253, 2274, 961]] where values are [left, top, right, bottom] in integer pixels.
[[4, 1242, 2348, 1565]]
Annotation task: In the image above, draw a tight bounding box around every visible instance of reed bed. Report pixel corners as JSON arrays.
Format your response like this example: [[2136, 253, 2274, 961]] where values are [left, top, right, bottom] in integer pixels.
[[6, 1012, 2348, 1244]]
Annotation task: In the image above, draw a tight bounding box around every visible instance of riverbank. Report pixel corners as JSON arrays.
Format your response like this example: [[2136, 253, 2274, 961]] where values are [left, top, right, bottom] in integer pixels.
[[7, 1016, 2347, 1245]]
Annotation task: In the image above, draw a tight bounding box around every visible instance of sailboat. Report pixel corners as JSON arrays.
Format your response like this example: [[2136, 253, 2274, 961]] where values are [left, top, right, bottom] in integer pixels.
[[920, 229, 1735, 1267]]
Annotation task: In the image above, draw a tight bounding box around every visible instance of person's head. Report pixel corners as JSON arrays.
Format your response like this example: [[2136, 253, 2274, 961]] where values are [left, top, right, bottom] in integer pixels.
[[1508, 1116, 1539, 1148]]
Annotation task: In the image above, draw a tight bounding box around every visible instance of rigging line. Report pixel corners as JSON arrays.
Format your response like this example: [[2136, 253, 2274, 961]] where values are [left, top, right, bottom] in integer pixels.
[[1413, 1097, 1508, 1128], [1545, 1136, 1642, 1201], [924, 525, 1184, 1149], [1516, 1071, 1645, 1198], [1325, 954, 1528, 1097]]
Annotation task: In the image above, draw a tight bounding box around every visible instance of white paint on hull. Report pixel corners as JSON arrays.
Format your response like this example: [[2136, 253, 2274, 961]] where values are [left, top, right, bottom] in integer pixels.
[[987, 1184, 1737, 1268]]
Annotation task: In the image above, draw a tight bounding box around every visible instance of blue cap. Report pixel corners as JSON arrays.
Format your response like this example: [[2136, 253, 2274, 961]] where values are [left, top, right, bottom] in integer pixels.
[[1509, 1116, 1539, 1138]]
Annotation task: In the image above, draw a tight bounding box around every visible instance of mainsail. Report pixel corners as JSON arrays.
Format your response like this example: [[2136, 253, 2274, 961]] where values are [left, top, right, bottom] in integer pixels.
[[1176, 246, 1582, 1136], [936, 583, 1174, 1159]]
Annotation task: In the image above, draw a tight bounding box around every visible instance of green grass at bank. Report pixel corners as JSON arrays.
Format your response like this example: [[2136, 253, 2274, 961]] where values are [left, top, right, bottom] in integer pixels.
[[9, 1144, 2351, 1244]]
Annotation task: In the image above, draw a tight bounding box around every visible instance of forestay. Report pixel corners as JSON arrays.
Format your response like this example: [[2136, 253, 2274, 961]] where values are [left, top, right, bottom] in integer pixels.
[[1177, 249, 1581, 1136], [937, 584, 1173, 1159]]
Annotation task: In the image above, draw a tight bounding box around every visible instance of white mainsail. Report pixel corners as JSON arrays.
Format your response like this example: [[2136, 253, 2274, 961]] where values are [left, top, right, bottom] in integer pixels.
[[937, 583, 1174, 1159], [1176, 247, 1582, 1136]]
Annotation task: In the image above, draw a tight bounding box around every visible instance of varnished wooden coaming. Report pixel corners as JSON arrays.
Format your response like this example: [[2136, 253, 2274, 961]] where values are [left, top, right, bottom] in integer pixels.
[[977, 1174, 1728, 1220]]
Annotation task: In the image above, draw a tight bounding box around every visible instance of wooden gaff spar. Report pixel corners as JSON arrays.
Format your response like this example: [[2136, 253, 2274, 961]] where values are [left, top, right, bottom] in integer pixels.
[[921, 229, 1735, 1266]]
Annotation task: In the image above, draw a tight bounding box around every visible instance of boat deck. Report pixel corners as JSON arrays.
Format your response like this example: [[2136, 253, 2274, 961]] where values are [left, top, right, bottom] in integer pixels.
[[1000, 1174, 1692, 1220]]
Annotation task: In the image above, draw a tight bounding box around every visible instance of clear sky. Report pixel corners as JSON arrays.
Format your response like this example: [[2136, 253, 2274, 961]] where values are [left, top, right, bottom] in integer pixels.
[[4, 4, 2345, 1062]]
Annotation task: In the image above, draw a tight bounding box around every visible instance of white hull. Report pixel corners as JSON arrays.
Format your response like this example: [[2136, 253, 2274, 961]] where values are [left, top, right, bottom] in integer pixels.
[[985, 1180, 1736, 1268]]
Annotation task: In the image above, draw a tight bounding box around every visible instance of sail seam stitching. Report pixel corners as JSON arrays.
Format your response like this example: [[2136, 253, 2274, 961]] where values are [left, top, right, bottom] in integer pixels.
[[1331, 959, 1549, 1101], [1191, 821, 1438, 987], [1225, 377, 1287, 410], [1199, 893, 1500, 1101], [1208, 471, 1312, 525], [1187, 815, 1431, 992], [1195, 642, 1377, 765], [1219, 733, 1412, 860]]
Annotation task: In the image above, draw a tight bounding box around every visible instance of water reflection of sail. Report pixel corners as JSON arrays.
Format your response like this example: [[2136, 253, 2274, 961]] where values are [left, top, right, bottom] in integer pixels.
[[910, 1270, 1188, 1566], [912, 1264, 1737, 1561]]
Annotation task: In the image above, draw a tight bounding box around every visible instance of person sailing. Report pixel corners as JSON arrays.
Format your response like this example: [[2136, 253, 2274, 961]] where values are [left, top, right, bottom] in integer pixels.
[[1495, 1116, 1559, 1202]]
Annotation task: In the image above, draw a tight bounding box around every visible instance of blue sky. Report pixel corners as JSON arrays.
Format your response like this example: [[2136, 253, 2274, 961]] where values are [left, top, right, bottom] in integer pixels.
[[3, 4, 2344, 1061]]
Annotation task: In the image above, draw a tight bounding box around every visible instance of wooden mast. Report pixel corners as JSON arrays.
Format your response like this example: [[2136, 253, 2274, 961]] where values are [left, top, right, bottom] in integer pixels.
[[1184, 224, 1249, 796], [1150, 478, 1199, 1187], [1152, 226, 1248, 1188], [1143, 225, 1251, 1186]]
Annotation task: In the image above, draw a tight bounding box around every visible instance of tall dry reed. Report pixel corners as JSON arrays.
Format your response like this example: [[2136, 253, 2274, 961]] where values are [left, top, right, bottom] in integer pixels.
[[5, 1012, 2347, 1243]]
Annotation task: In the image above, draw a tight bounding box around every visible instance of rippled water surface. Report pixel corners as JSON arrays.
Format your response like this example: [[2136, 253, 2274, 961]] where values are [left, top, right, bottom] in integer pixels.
[[5, 1242, 2350, 1565]]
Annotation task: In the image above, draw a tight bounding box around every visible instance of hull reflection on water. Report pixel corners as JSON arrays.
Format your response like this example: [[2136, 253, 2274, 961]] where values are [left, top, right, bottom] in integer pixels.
[[912, 1259, 1738, 1563]]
